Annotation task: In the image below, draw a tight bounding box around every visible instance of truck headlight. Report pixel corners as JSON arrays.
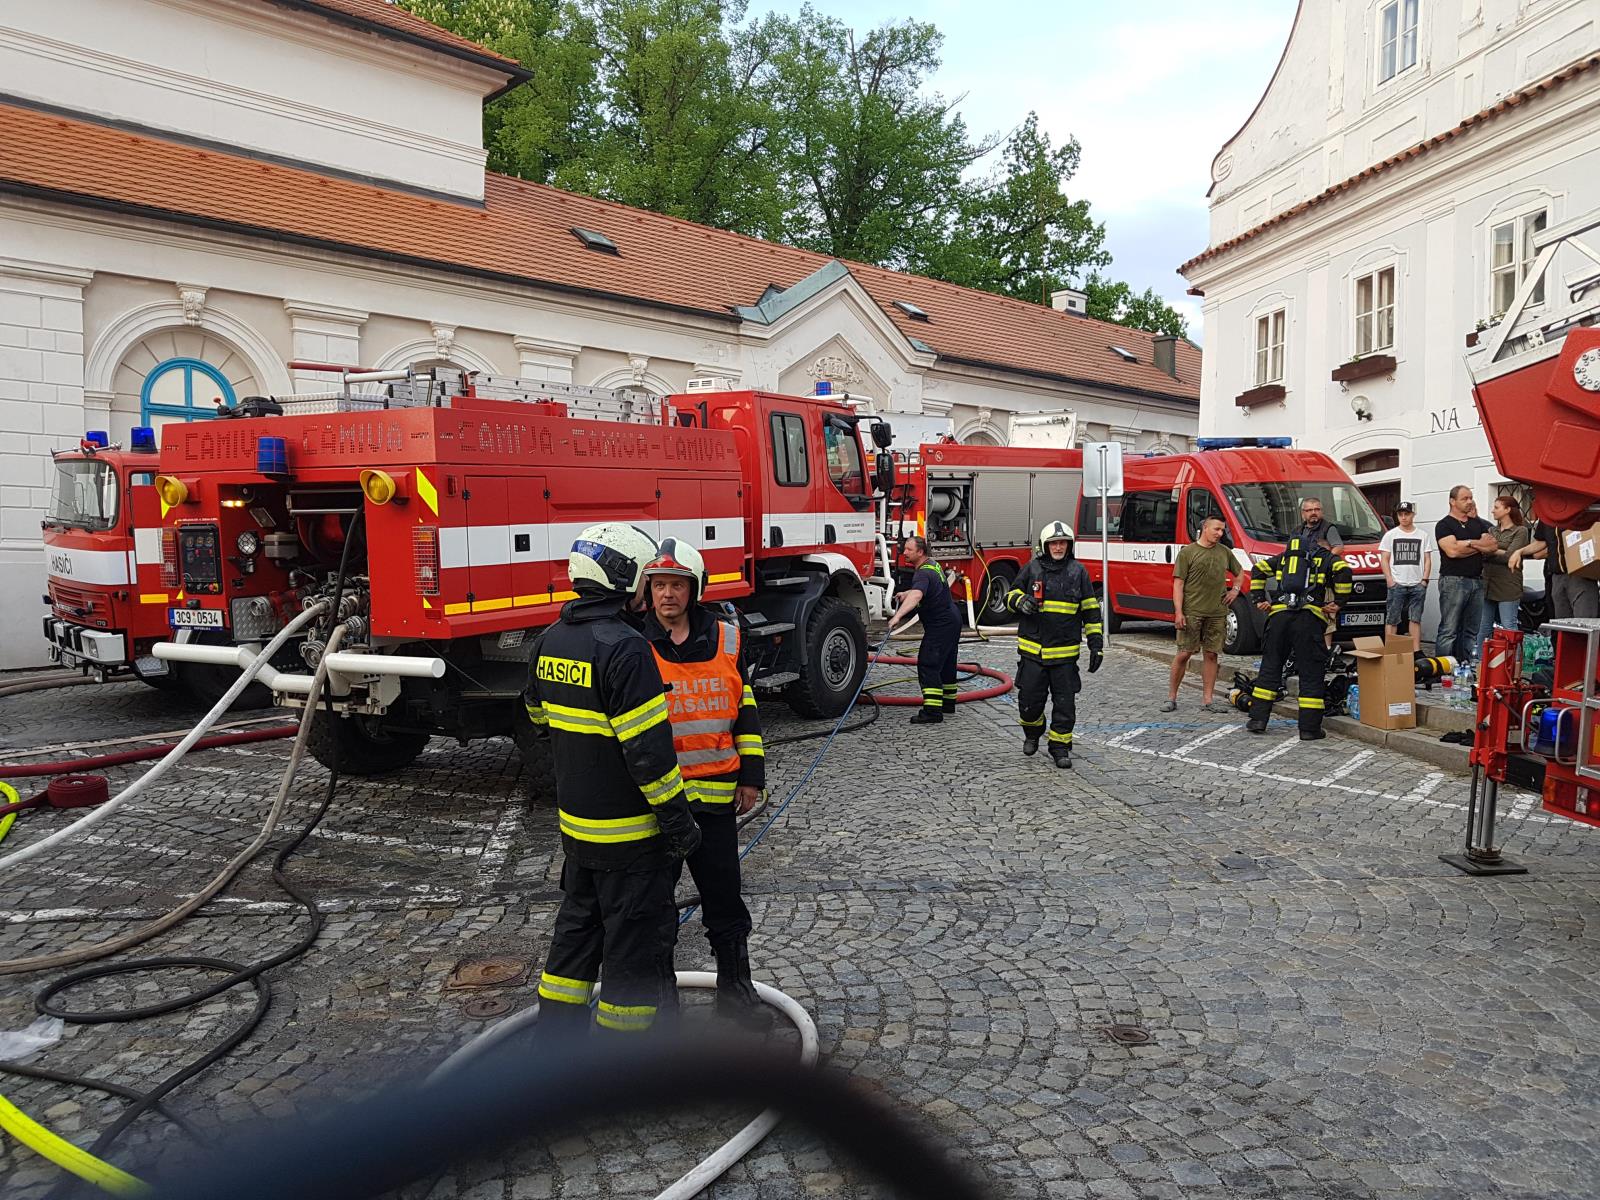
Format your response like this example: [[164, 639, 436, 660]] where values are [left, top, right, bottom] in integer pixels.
[[237, 530, 261, 556]]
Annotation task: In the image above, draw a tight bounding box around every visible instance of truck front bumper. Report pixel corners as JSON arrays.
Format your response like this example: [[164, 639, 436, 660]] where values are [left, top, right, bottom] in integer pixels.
[[41, 616, 132, 679]]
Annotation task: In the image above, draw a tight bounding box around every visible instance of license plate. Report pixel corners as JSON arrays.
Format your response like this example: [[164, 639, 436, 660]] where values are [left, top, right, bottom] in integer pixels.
[[170, 607, 224, 629], [1340, 611, 1383, 627]]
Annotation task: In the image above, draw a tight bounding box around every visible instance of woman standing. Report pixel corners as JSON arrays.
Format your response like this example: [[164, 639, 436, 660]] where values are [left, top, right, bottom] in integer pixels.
[[1480, 495, 1531, 645]]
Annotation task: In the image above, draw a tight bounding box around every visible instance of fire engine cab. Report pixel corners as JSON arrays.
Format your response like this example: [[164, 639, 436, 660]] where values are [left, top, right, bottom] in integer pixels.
[[892, 438, 1388, 653], [148, 369, 889, 776], [41, 430, 172, 684]]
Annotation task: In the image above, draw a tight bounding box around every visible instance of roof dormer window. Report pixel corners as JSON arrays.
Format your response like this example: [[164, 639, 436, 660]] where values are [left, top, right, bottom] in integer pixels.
[[893, 300, 930, 322]]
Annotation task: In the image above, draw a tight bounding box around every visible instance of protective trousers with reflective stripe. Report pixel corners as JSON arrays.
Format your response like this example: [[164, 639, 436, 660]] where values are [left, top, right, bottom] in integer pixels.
[[1248, 608, 1331, 735], [541, 855, 676, 1034], [917, 620, 961, 713], [1017, 657, 1079, 749]]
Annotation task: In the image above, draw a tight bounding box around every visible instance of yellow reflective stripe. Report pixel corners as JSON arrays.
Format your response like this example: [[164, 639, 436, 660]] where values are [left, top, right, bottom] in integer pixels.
[[138, 593, 169, 604], [1080, 597, 1100, 609], [1019, 715, 1045, 729], [1018, 638, 1077, 660], [1048, 730, 1074, 744], [558, 809, 659, 842], [0, 1093, 149, 1196], [545, 701, 614, 737], [595, 1000, 656, 1032], [741, 685, 756, 708], [1083, 623, 1103, 635], [538, 972, 594, 1005], [1299, 697, 1325, 709], [525, 701, 548, 726], [687, 779, 739, 804], [734, 735, 764, 755], [612, 694, 669, 741], [1252, 686, 1276, 700], [922, 687, 943, 697], [415, 468, 439, 515], [1039, 600, 1077, 614], [639, 765, 685, 806]]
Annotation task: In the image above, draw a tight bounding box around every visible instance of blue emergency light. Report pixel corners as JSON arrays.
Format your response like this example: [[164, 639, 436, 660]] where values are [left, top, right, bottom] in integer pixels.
[[83, 430, 109, 447], [814, 381, 832, 396], [130, 426, 157, 452], [1195, 436, 1293, 450], [256, 435, 289, 475]]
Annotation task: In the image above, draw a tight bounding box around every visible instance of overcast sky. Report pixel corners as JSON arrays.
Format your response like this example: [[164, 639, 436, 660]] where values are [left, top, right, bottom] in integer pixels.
[[763, 0, 1298, 341]]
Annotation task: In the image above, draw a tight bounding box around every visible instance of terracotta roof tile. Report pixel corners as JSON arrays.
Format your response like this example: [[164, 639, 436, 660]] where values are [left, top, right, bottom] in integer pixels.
[[0, 103, 1197, 403], [1181, 54, 1600, 278], [261, 0, 524, 72]]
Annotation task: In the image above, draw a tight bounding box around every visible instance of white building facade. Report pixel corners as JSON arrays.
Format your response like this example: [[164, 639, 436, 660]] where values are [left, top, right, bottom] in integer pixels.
[[0, 0, 1199, 668], [1182, 0, 1600, 525]]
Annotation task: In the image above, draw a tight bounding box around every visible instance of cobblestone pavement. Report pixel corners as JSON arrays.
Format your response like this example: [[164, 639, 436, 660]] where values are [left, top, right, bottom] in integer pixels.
[[2, 635, 1599, 1200]]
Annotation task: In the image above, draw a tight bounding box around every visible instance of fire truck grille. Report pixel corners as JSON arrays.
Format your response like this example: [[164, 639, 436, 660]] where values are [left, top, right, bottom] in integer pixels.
[[50, 583, 99, 614]]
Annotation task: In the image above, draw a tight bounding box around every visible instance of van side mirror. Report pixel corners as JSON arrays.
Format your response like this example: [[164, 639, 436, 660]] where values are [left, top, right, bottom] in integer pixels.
[[870, 421, 894, 449]]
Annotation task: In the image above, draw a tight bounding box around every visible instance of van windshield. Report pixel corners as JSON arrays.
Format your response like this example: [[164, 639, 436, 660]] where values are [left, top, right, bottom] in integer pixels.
[[1223, 481, 1383, 543], [48, 458, 119, 532]]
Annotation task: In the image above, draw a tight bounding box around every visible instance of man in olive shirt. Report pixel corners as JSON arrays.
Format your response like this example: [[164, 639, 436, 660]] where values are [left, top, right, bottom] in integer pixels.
[[1163, 515, 1240, 712]]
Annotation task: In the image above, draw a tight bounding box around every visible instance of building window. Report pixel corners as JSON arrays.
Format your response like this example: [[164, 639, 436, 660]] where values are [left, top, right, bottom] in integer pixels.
[[1354, 266, 1396, 355], [140, 358, 236, 424], [770, 412, 809, 487], [1255, 309, 1286, 385], [1379, 0, 1419, 83], [1491, 209, 1547, 315], [1352, 449, 1400, 474]]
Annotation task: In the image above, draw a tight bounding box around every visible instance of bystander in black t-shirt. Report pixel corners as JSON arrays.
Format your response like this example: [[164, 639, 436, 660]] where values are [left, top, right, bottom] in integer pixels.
[[909, 562, 961, 628], [1436, 514, 1493, 578]]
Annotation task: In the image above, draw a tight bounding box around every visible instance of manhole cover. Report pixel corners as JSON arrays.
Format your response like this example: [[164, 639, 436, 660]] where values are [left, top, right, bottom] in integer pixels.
[[1101, 1024, 1154, 1046], [447, 956, 529, 990], [463, 996, 513, 1020]]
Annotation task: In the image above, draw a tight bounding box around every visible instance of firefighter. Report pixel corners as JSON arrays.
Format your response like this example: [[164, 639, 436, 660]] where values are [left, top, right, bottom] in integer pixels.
[[1005, 521, 1103, 767], [1245, 528, 1354, 740], [524, 523, 702, 1037], [889, 534, 963, 723], [639, 539, 772, 1030]]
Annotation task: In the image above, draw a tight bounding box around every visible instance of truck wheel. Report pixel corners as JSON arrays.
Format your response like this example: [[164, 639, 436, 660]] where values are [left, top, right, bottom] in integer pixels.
[[512, 718, 556, 804], [785, 596, 868, 718], [978, 563, 1016, 625], [177, 661, 275, 712], [307, 711, 429, 776], [1223, 594, 1261, 656]]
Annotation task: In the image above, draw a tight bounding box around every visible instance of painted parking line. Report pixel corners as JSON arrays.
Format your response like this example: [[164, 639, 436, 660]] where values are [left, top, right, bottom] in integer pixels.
[[1241, 736, 1300, 772], [1170, 726, 1239, 759], [1314, 749, 1374, 787]]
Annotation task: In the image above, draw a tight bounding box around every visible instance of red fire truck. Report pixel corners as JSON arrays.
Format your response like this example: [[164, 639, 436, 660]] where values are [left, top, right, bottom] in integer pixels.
[[895, 440, 1388, 653], [40, 432, 274, 706], [147, 370, 890, 775]]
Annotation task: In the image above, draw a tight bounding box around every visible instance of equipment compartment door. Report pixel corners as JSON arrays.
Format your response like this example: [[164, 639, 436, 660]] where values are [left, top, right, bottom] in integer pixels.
[[507, 476, 552, 607], [464, 476, 513, 612], [660, 476, 745, 596]]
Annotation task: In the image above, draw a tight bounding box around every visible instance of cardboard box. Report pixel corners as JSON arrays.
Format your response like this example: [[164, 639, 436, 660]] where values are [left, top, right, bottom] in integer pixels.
[[1561, 522, 1600, 581], [1349, 634, 1417, 729]]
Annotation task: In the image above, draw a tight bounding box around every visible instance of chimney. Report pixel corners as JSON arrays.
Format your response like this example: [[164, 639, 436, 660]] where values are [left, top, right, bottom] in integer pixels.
[[1049, 287, 1087, 315], [1153, 334, 1179, 378]]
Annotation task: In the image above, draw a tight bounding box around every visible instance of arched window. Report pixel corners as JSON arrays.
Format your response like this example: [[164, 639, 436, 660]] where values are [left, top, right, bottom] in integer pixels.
[[141, 358, 235, 424]]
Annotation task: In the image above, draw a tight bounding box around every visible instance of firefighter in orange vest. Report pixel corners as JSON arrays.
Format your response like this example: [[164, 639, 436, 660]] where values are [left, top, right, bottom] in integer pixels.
[[641, 539, 772, 1028]]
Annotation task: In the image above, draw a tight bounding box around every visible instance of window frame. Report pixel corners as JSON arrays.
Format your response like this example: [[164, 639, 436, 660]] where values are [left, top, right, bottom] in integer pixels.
[[1353, 264, 1397, 357], [1489, 207, 1548, 318], [769, 411, 810, 488], [140, 357, 236, 425], [1120, 490, 1180, 545], [1184, 488, 1231, 545], [1377, 0, 1420, 85], [1255, 308, 1287, 387]]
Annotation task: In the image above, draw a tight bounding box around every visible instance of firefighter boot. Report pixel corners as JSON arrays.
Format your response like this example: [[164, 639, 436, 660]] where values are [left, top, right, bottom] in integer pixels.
[[713, 940, 773, 1031], [1022, 733, 1040, 756], [1050, 745, 1072, 770], [535, 996, 591, 1040], [909, 707, 943, 725]]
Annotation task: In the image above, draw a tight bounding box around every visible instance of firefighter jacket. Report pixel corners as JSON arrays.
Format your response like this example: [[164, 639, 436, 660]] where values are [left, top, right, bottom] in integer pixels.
[[643, 605, 765, 810], [523, 589, 699, 868], [1005, 555, 1103, 663], [1249, 532, 1354, 624]]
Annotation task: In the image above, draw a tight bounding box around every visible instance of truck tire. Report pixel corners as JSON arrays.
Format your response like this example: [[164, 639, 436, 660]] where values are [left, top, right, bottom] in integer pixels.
[[307, 711, 429, 776], [1223, 594, 1261, 656], [978, 562, 1017, 626], [512, 718, 556, 804], [785, 595, 868, 718], [177, 661, 275, 712]]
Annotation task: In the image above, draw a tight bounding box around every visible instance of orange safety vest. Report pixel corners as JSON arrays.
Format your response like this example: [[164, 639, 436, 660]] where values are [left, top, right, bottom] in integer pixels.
[[652, 621, 743, 789]]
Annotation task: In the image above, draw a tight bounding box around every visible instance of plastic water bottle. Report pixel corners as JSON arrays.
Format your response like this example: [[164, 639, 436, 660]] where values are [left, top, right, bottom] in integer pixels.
[[1347, 684, 1361, 722], [1451, 662, 1470, 709]]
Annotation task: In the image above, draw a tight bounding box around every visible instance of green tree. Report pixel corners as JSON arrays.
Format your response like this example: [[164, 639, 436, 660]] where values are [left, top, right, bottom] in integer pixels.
[[774, 9, 991, 267], [400, 0, 601, 184], [918, 113, 1109, 303], [1083, 274, 1190, 338]]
